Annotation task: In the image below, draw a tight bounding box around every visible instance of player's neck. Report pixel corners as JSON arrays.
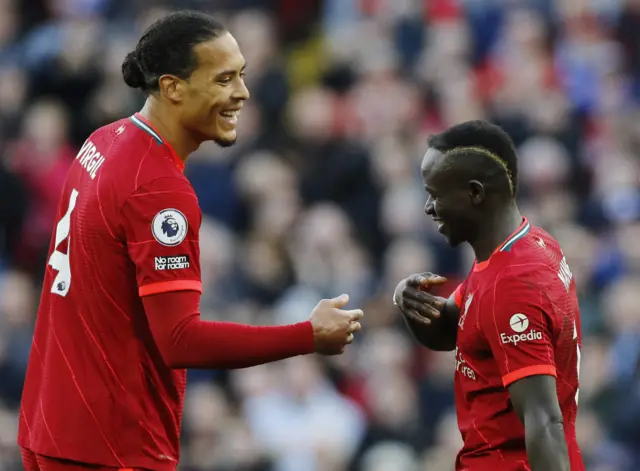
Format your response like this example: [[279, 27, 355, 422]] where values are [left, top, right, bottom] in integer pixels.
[[471, 204, 523, 263], [138, 100, 199, 161]]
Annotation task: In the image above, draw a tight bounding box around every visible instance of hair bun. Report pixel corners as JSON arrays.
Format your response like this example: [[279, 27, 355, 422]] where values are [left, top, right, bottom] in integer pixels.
[[121, 51, 145, 89]]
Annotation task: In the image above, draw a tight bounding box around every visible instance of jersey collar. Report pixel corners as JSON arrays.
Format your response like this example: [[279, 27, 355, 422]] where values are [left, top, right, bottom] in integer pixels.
[[473, 218, 530, 272], [129, 113, 185, 173]]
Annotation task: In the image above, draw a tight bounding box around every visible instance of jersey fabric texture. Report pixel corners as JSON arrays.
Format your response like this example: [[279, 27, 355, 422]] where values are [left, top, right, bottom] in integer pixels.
[[21, 447, 139, 471], [19, 113, 200, 471], [451, 218, 585, 471]]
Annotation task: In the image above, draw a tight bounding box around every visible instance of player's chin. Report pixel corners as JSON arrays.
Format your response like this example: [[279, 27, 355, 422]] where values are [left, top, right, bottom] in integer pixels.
[[211, 127, 238, 148], [441, 229, 464, 247], [438, 221, 466, 247], [446, 236, 464, 247], [213, 134, 237, 148]]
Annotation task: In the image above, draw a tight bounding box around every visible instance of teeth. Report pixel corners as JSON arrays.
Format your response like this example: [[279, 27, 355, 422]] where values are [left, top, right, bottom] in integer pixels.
[[220, 110, 239, 118]]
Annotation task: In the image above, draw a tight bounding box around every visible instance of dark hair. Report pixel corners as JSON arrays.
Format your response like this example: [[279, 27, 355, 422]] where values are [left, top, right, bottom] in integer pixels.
[[427, 120, 519, 195], [122, 10, 227, 92]]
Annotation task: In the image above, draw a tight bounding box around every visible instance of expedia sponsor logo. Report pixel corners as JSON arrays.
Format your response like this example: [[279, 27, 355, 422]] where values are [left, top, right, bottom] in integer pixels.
[[155, 255, 190, 271], [500, 330, 543, 345]]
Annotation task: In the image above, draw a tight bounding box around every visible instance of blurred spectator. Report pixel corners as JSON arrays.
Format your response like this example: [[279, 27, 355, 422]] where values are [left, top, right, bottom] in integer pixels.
[[241, 356, 365, 471], [0, 163, 28, 265], [6, 98, 76, 273]]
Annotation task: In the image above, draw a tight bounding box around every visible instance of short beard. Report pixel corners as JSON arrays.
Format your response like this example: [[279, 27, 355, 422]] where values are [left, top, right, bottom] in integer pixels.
[[446, 237, 464, 248], [214, 136, 237, 148]]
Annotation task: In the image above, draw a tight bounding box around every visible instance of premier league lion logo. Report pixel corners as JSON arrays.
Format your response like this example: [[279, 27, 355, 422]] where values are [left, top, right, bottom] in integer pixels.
[[161, 215, 179, 238], [152, 208, 188, 246]]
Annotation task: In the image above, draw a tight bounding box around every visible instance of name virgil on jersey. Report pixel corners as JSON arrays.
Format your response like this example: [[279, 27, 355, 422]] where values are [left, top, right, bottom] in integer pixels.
[[75, 140, 106, 179], [558, 256, 573, 291]]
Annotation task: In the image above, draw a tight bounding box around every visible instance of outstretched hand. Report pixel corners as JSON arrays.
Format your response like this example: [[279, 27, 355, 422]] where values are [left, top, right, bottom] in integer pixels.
[[309, 294, 364, 355]]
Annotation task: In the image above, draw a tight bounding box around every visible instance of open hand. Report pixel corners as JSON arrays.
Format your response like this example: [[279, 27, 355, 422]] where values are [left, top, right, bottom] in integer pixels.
[[393, 273, 447, 325]]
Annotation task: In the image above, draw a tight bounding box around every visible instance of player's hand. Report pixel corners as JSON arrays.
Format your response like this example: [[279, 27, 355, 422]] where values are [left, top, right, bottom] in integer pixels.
[[309, 294, 363, 355], [393, 273, 447, 325]]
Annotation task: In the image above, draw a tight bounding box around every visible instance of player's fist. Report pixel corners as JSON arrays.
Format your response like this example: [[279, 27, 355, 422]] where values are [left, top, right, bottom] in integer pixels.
[[393, 272, 447, 325], [309, 294, 363, 355]]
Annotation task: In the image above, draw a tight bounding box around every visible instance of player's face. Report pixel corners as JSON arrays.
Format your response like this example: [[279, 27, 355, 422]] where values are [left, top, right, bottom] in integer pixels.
[[181, 32, 249, 147], [421, 148, 480, 246]]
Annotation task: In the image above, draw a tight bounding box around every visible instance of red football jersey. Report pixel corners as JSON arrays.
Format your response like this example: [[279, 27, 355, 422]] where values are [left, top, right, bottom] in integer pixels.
[[18, 113, 202, 470], [451, 218, 585, 471]]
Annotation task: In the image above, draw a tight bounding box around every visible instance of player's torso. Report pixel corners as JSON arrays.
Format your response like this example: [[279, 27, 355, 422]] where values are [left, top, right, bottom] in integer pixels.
[[19, 118, 191, 469], [454, 226, 583, 470]]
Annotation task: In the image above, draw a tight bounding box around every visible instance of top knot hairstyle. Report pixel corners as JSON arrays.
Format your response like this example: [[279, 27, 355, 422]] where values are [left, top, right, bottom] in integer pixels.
[[427, 120, 519, 197], [122, 10, 227, 93]]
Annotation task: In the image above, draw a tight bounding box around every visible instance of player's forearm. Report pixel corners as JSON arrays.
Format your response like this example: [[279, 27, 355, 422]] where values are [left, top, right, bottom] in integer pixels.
[[166, 315, 314, 369], [403, 297, 457, 351], [143, 290, 315, 369], [525, 418, 570, 471]]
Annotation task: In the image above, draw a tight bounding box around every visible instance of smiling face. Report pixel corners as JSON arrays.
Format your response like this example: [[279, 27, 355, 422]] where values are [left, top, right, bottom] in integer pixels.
[[421, 148, 484, 247], [177, 32, 249, 147]]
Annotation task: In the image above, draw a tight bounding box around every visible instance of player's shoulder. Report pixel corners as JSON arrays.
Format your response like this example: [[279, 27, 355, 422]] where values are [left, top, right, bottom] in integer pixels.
[[527, 225, 562, 252], [508, 225, 562, 268], [91, 116, 190, 194], [86, 117, 150, 158], [497, 224, 571, 292]]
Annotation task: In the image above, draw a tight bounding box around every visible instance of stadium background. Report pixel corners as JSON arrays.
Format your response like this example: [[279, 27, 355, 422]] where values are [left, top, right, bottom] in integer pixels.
[[1, 0, 640, 469]]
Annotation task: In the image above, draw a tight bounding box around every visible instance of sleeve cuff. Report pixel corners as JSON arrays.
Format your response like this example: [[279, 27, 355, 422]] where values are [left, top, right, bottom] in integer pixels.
[[502, 365, 557, 387], [139, 280, 203, 297], [294, 320, 316, 355]]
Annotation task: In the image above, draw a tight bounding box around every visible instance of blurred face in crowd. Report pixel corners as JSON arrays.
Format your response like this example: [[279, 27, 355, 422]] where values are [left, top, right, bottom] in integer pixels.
[[165, 32, 250, 147]]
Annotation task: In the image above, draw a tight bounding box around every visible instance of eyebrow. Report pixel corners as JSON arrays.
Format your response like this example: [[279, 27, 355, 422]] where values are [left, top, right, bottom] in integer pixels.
[[216, 63, 247, 77]]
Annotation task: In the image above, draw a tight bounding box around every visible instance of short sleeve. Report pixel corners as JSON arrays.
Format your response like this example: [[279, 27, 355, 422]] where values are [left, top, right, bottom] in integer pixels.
[[481, 280, 557, 387], [121, 177, 202, 297]]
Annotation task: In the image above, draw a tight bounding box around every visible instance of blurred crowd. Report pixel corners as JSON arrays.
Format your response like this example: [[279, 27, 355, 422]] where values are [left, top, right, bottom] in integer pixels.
[[1, 0, 640, 470]]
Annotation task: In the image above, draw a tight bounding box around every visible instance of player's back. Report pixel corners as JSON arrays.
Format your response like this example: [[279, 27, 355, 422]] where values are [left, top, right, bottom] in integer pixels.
[[454, 221, 584, 471], [510, 226, 583, 433], [504, 227, 584, 470], [18, 115, 197, 471]]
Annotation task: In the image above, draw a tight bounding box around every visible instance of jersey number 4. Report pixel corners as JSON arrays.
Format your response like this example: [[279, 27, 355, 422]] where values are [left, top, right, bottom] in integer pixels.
[[48, 189, 79, 297]]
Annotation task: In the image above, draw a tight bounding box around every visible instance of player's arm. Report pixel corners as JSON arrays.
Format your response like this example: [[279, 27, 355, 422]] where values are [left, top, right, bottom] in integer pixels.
[[393, 273, 459, 351], [481, 279, 570, 471], [143, 290, 309, 369], [508, 375, 570, 471], [122, 178, 361, 369], [143, 289, 361, 369]]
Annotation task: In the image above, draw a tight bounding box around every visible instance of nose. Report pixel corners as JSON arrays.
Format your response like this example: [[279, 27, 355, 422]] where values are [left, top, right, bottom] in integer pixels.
[[233, 77, 250, 101], [424, 196, 435, 216]]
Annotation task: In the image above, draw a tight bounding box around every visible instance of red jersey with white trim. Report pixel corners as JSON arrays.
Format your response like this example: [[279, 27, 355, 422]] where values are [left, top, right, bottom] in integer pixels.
[[18, 113, 201, 470], [452, 219, 585, 471]]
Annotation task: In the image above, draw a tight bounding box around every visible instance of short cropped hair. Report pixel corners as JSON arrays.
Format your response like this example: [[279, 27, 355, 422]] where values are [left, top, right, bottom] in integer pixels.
[[122, 11, 227, 93], [427, 120, 519, 196]]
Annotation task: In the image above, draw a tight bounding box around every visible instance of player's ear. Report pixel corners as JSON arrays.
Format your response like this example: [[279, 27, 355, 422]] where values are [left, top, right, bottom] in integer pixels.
[[468, 180, 485, 205], [158, 75, 185, 103]]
